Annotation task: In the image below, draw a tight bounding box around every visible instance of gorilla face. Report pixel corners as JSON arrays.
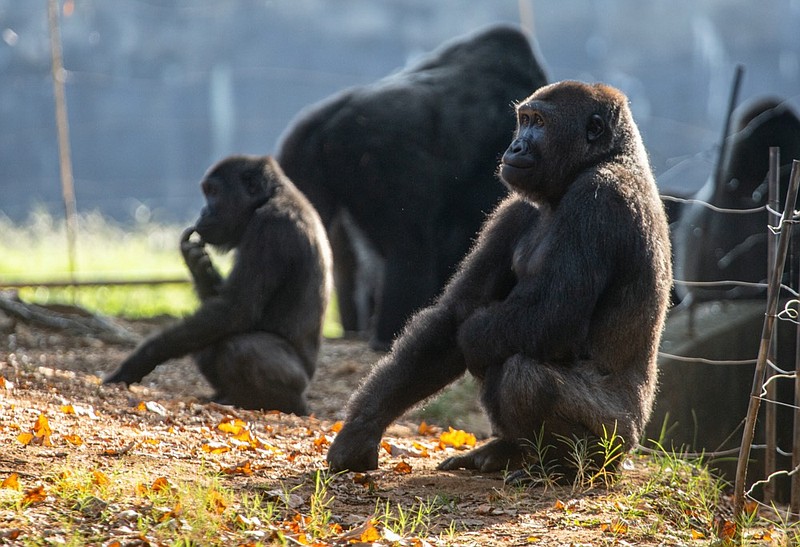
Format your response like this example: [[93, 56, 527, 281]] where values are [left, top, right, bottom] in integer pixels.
[[194, 159, 270, 249]]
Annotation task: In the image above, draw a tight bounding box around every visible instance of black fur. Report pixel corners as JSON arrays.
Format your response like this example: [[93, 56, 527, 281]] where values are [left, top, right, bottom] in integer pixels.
[[276, 24, 548, 350], [327, 81, 672, 475], [104, 156, 332, 415]]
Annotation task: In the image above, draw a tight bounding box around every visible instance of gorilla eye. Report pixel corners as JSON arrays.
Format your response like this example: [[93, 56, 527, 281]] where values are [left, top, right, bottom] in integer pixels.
[[531, 113, 544, 127], [202, 180, 218, 198], [519, 113, 531, 126]]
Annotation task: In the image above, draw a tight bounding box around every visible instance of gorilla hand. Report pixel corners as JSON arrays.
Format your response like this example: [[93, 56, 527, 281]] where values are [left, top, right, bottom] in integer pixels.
[[103, 344, 158, 386], [327, 420, 383, 472], [457, 307, 506, 379], [180, 227, 223, 299]]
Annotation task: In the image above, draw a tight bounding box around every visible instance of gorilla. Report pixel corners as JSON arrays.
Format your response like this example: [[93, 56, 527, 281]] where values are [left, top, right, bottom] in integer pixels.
[[104, 156, 332, 415], [672, 98, 800, 304], [327, 81, 673, 478], [276, 24, 548, 350]]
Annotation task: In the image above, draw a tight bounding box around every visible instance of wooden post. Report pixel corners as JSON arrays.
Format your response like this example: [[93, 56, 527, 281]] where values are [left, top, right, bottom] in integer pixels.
[[734, 160, 800, 519], [47, 0, 78, 288], [763, 147, 780, 504]]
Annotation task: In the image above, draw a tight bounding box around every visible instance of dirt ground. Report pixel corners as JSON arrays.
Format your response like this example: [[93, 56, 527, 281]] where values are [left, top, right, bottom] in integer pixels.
[[0, 311, 747, 545]]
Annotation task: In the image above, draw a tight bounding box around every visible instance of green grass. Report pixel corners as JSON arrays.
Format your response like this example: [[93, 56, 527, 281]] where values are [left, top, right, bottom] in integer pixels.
[[0, 209, 343, 337]]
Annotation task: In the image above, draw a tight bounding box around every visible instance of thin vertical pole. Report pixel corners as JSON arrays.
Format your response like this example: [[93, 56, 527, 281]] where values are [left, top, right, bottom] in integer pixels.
[[47, 0, 78, 287], [794, 230, 800, 515], [735, 160, 800, 519], [763, 147, 780, 504]]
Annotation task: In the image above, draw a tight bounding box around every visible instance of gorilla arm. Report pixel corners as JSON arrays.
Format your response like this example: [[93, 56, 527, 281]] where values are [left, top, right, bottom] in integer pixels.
[[327, 197, 536, 472], [457, 181, 620, 375], [103, 218, 288, 385]]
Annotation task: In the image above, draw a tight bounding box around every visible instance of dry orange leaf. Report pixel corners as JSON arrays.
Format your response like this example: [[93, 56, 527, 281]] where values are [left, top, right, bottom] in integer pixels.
[[60, 404, 76, 414], [21, 485, 47, 505], [438, 427, 476, 449], [35, 414, 51, 435], [64, 434, 83, 446], [1, 473, 20, 491], [16, 432, 34, 446], [330, 421, 343, 433], [313, 435, 329, 450], [202, 441, 231, 454], [0, 376, 13, 390], [208, 491, 228, 514], [601, 519, 628, 534], [218, 418, 247, 435], [221, 460, 253, 476], [418, 421, 437, 435], [393, 461, 412, 474], [151, 476, 173, 493], [92, 470, 110, 487], [714, 516, 737, 541]]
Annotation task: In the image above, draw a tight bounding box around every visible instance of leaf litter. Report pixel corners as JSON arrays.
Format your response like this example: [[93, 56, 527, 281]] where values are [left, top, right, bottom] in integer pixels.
[[0, 317, 785, 545]]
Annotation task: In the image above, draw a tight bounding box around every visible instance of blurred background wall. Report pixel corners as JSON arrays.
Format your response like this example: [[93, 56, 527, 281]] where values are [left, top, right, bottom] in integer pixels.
[[1, 0, 798, 224]]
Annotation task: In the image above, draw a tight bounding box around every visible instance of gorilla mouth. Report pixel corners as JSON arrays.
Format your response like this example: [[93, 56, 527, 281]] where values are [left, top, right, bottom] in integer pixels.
[[500, 161, 533, 183]]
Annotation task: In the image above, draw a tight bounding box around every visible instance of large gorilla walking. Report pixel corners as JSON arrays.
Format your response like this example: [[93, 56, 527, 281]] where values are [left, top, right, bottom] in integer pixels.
[[327, 81, 673, 477], [277, 24, 548, 350]]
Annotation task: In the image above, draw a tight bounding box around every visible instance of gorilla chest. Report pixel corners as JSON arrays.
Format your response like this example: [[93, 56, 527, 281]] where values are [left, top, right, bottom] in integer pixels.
[[512, 221, 552, 277]]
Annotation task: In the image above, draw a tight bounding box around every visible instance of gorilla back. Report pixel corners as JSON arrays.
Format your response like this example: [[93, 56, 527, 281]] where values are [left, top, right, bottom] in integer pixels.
[[277, 24, 548, 349], [104, 156, 332, 415], [327, 81, 672, 477]]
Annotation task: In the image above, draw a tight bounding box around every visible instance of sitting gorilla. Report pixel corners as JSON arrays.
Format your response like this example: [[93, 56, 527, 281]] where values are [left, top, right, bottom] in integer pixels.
[[104, 156, 332, 415], [276, 24, 548, 350], [327, 81, 673, 478]]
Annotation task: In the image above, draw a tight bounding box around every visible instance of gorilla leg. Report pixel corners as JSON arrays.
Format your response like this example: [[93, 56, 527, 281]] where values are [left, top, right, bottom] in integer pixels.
[[440, 355, 631, 477], [194, 333, 310, 415]]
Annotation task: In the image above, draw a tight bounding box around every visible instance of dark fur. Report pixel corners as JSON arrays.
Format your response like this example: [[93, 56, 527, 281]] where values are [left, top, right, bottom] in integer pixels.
[[327, 81, 672, 475], [673, 98, 800, 303], [104, 156, 332, 415], [276, 24, 548, 349]]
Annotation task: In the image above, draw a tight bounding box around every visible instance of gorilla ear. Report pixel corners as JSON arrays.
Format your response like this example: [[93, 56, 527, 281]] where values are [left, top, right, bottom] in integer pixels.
[[242, 164, 267, 196], [587, 114, 605, 143]]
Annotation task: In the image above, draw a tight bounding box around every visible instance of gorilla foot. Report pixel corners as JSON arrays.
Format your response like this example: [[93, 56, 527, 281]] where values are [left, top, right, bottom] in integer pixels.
[[437, 438, 525, 473]]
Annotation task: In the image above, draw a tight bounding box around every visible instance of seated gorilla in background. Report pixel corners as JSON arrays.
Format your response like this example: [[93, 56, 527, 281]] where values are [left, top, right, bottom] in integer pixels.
[[327, 81, 673, 478], [104, 156, 332, 415], [276, 24, 548, 350], [672, 97, 800, 304]]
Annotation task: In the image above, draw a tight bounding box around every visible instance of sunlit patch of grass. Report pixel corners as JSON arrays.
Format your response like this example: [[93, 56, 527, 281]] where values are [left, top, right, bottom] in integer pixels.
[[0, 209, 344, 336]]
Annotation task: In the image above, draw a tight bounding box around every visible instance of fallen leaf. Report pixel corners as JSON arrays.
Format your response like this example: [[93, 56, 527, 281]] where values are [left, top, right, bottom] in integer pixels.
[[438, 427, 476, 449], [21, 485, 47, 505], [221, 460, 252, 476], [393, 461, 412, 474], [0, 376, 13, 390], [16, 432, 34, 446], [1, 473, 20, 491], [601, 519, 628, 534], [151, 476, 174, 493], [337, 518, 381, 542], [64, 434, 83, 446], [202, 441, 231, 454], [713, 516, 737, 541], [330, 421, 343, 433], [92, 470, 110, 487]]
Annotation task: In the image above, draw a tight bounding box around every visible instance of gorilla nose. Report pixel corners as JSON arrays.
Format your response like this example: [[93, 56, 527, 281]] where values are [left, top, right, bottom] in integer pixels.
[[502, 139, 535, 168], [508, 138, 529, 155]]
